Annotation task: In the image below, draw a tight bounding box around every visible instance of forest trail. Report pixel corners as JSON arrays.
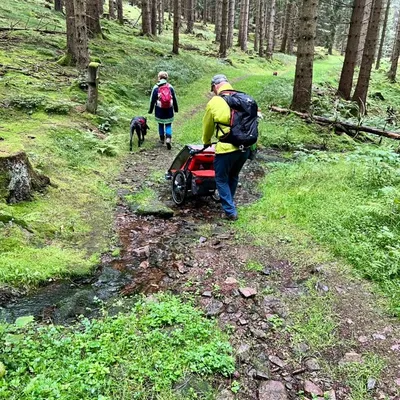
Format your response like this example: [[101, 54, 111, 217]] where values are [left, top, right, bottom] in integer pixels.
[[107, 92, 400, 399]]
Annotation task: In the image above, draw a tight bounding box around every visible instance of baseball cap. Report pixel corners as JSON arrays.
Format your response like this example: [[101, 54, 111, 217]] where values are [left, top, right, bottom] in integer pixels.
[[210, 74, 228, 91]]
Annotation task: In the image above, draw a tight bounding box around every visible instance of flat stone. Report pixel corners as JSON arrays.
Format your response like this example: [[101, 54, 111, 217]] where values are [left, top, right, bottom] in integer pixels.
[[216, 389, 234, 400], [201, 291, 212, 297], [367, 378, 376, 390], [225, 277, 238, 285], [269, 355, 286, 368], [254, 370, 270, 380], [304, 380, 324, 396], [339, 352, 363, 365], [199, 236, 207, 243], [239, 287, 257, 298], [394, 378, 400, 387], [391, 344, 400, 351], [205, 299, 224, 316], [305, 358, 321, 371], [258, 380, 288, 400], [372, 333, 386, 340], [237, 343, 251, 362], [358, 335, 369, 343], [251, 328, 267, 339]]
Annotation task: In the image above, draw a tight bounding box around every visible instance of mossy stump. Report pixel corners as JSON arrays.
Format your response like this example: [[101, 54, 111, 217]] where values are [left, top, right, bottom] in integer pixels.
[[0, 151, 50, 203]]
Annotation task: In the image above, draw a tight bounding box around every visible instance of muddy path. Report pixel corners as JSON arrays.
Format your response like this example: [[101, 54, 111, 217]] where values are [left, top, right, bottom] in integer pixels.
[[1, 137, 400, 399]]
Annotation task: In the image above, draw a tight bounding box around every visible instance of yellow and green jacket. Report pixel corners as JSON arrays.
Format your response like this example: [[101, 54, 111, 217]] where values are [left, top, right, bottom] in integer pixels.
[[202, 83, 239, 154]]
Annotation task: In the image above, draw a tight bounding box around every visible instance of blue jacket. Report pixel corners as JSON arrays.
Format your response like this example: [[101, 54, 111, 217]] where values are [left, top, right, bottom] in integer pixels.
[[148, 79, 178, 124]]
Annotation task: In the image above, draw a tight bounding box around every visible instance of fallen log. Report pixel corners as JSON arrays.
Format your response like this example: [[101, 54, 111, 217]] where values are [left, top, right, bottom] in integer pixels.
[[270, 106, 400, 141], [0, 27, 65, 34]]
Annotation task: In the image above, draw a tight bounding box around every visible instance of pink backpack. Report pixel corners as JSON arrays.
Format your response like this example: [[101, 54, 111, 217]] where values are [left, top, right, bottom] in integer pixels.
[[158, 84, 173, 108]]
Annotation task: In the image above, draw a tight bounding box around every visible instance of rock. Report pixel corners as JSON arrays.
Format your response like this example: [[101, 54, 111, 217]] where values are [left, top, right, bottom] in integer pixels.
[[358, 335, 369, 343], [258, 380, 288, 400], [239, 287, 257, 298], [201, 291, 212, 297], [261, 268, 271, 276], [216, 389, 235, 400], [125, 196, 174, 219], [394, 378, 400, 387], [294, 342, 309, 354], [205, 299, 224, 316], [251, 328, 267, 339], [304, 380, 324, 396], [305, 358, 321, 371], [391, 344, 400, 351], [325, 390, 337, 400], [237, 343, 251, 362], [372, 333, 386, 340], [339, 352, 363, 365], [199, 236, 207, 243], [225, 277, 238, 285], [254, 370, 270, 380], [367, 378, 376, 390], [315, 281, 329, 292], [238, 318, 248, 325], [269, 355, 285, 368]]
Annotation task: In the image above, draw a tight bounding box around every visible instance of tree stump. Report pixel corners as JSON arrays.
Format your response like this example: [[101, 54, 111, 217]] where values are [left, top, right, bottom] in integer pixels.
[[86, 62, 100, 114], [0, 151, 50, 204]]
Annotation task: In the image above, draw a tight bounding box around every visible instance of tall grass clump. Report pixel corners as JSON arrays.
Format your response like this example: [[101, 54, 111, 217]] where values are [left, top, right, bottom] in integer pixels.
[[239, 146, 400, 315]]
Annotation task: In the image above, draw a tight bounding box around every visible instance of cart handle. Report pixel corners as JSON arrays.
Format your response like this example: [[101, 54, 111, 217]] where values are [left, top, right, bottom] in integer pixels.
[[189, 143, 215, 155]]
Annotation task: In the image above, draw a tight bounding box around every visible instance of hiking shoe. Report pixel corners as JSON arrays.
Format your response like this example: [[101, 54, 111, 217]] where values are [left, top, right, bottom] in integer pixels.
[[221, 213, 238, 221], [160, 136, 165, 144], [166, 137, 171, 150]]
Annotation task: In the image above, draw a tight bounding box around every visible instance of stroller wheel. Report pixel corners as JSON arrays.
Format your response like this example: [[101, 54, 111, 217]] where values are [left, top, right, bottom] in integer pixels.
[[172, 171, 187, 205], [211, 189, 220, 202]]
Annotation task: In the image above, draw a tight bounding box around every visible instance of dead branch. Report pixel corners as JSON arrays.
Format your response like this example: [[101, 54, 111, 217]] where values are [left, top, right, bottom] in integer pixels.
[[270, 106, 400, 141], [0, 27, 65, 34]]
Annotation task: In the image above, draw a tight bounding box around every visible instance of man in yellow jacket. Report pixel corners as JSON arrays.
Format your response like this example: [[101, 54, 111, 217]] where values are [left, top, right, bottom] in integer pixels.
[[202, 74, 250, 221]]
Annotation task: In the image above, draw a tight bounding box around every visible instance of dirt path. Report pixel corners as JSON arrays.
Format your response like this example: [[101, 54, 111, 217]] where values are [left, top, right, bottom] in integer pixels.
[[112, 122, 400, 400]]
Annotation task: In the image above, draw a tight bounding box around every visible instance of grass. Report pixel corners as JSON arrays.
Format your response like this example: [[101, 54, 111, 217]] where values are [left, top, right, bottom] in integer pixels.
[[0, 294, 234, 400]]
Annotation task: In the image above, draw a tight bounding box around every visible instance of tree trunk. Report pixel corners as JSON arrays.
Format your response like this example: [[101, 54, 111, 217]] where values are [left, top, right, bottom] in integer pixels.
[[241, 0, 249, 51], [99, 0, 104, 16], [151, 0, 157, 34], [172, 0, 180, 54], [376, 0, 390, 69], [352, 0, 383, 110], [203, 0, 208, 24], [258, 0, 265, 57], [254, 0, 260, 52], [238, 0, 244, 45], [54, 0, 63, 12], [291, 0, 319, 112], [219, 0, 229, 57], [387, 13, 400, 82], [86, 0, 103, 38], [185, 0, 194, 33], [326, 1, 341, 55], [215, 0, 222, 41], [280, 0, 292, 53], [286, 3, 297, 54], [227, 0, 235, 47], [116, 0, 124, 24], [158, 0, 164, 34], [65, 0, 77, 64], [337, 0, 367, 99], [357, 0, 372, 65], [73, 0, 89, 70], [108, 0, 116, 19], [0, 152, 50, 204], [266, 0, 276, 59], [142, 0, 151, 34]]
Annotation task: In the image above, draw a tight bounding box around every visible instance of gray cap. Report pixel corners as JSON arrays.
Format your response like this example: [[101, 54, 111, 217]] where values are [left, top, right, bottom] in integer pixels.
[[211, 74, 228, 91]]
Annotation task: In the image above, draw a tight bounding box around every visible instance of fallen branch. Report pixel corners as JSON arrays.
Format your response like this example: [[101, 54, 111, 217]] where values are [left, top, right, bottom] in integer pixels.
[[0, 27, 65, 34], [270, 106, 400, 141]]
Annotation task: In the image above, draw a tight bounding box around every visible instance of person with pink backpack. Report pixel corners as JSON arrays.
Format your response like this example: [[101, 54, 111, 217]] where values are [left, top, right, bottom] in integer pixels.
[[148, 71, 179, 150]]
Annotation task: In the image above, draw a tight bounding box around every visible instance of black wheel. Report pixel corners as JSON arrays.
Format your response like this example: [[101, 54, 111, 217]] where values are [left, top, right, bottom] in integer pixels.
[[211, 189, 220, 202], [172, 171, 187, 205]]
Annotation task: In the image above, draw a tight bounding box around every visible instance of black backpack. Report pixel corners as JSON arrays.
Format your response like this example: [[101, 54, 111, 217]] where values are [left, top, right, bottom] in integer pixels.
[[217, 90, 259, 148]]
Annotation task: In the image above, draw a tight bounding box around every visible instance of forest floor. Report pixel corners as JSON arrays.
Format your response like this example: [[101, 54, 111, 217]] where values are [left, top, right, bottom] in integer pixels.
[[93, 114, 400, 399]]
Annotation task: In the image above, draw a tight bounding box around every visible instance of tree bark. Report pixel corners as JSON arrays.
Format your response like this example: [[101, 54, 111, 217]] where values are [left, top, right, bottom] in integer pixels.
[[352, 0, 383, 110], [258, 0, 266, 57], [116, 0, 124, 24], [108, 0, 116, 19], [172, 0, 180, 54], [151, 0, 157, 34], [142, 0, 151, 34], [387, 14, 400, 82], [158, 0, 164, 34], [291, 0, 319, 112], [54, 0, 63, 12], [227, 0, 235, 47], [215, 0, 222, 41], [219, 0, 229, 57], [73, 0, 89, 70], [86, 63, 100, 114], [286, 3, 297, 54], [266, 0, 276, 59], [0, 152, 50, 204], [241, 0, 249, 51], [270, 106, 400, 140], [65, 0, 77, 64], [337, 0, 367, 99], [86, 0, 103, 38], [254, 0, 260, 52], [375, 0, 390, 69], [357, 0, 372, 65], [186, 0, 194, 33], [280, 0, 292, 53]]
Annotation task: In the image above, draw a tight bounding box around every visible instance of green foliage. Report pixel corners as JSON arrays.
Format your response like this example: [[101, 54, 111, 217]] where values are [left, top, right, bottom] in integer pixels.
[[239, 146, 400, 314], [0, 295, 234, 400], [336, 354, 385, 400]]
